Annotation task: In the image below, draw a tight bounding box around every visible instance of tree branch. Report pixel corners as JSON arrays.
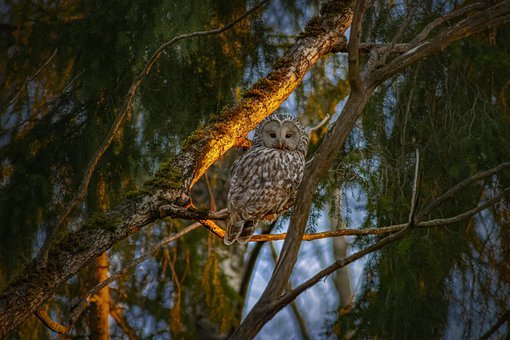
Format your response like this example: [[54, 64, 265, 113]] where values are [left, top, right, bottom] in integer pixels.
[[478, 309, 510, 340], [35, 0, 270, 267], [419, 162, 510, 217], [34, 309, 69, 335], [250, 187, 510, 322], [347, 0, 366, 93], [233, 2, 510, 335]]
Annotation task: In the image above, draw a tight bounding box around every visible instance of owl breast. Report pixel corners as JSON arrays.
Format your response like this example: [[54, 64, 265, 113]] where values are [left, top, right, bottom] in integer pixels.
[[228, 146, 305, 221]]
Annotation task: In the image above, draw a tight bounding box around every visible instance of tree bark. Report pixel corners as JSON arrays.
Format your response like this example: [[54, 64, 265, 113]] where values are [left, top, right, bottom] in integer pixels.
[[88, 252, 110, 340], [0, 0, 350, 336], [1, 0, 509, 337], [231, 1, 510, 338]]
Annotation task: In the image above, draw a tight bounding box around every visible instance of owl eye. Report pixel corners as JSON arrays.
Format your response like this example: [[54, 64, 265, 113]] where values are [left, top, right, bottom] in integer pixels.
[[285, 133, 292, 138], [270, 133, 276, 138]]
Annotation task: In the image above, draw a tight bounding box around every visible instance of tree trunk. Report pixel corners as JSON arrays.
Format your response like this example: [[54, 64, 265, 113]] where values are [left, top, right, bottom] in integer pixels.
[[330, 187, 352, 309], [0, 0, 350, 335], [1, 0, 509, 337], [88, 252, 110, 340]]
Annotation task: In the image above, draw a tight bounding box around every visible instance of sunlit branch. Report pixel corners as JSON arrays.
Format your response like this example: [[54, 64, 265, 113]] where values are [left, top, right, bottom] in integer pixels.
[[34, 309, 69, 335], [260, 187, 510, 319], [35, 0, 270, 268], [195, 186, 508, 242]]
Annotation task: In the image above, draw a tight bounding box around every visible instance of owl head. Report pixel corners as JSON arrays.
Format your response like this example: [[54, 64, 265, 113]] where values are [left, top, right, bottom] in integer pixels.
[[253, 114, 308, 156]]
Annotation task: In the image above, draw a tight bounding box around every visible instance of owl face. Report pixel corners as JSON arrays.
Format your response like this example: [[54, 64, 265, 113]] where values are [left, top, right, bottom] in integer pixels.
[[261, 120, 302, 151]]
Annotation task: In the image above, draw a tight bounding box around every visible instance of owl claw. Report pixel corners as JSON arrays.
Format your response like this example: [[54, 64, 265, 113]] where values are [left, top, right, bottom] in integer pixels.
[[237, 222, 255, 244], [224, 223, 243, 245]]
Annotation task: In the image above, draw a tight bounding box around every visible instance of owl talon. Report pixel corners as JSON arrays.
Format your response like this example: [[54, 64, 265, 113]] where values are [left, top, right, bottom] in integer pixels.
[[237, 223, 255, 244], [224, 223, 243, 245]]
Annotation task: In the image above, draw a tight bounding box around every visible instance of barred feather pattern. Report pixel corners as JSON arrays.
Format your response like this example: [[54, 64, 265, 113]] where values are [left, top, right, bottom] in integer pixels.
[[225, 114, 308, 245]]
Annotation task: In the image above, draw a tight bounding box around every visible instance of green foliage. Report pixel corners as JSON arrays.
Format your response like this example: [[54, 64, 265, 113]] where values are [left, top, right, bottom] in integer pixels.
[[330, 4, 510, 338]]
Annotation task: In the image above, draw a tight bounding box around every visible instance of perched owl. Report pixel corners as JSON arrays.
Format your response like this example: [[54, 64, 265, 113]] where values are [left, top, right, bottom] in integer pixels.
[[224, 114, 309, 245]]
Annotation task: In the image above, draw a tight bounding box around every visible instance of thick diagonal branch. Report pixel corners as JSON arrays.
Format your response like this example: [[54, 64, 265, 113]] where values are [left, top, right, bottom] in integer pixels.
[[232, 2, 510, 338], [0, 0, 351, 335]]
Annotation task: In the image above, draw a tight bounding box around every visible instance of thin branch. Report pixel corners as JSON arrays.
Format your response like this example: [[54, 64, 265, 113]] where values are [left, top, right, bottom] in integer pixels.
[[419, 162, 510, 217], [410, 2, 486, 45], [110, 307, 137, 340], [34, 309, 69, 335], [418, 187, 510, 228], [5, 48, 58, 111], [478, 309, 510, 340], [307, 114, 331, 133], [408, 149, 421, 224], [196, 187, 509, 242], [35, 0, 270, 267], [67, 222, 201, 322]]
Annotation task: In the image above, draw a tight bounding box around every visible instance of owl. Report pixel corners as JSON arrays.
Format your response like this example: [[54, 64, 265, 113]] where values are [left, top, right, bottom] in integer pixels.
[[224, 114, 309, 245]]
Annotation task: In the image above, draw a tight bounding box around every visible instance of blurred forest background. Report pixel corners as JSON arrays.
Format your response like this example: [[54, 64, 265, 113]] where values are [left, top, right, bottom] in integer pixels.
[[1, 0, 509, 338]]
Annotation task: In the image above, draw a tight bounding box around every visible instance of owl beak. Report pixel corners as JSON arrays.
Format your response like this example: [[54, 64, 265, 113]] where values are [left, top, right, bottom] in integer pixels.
[[278, 141, 284, 149]]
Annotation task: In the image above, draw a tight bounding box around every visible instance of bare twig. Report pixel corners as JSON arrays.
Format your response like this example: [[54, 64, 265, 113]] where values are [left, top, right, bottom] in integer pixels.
[[308, 114, 331, 133], [36, 0, 270, 267], [5, 48, 58, 111]]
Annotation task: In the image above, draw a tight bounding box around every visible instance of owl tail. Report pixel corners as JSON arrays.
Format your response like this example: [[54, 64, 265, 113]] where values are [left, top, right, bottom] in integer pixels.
[[224, 219, 255, 245]]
